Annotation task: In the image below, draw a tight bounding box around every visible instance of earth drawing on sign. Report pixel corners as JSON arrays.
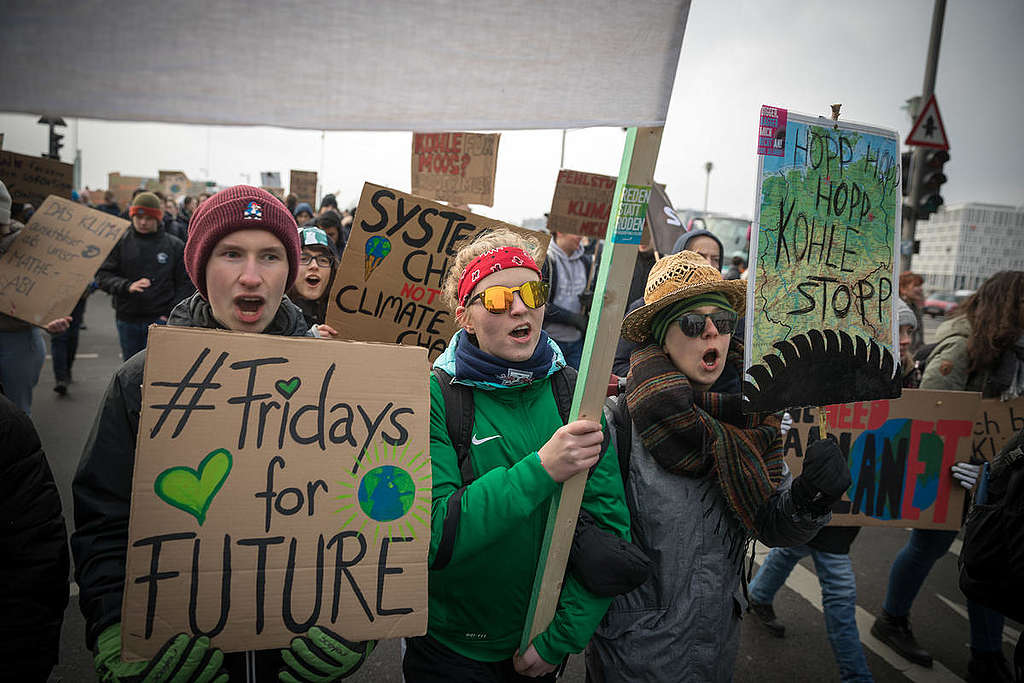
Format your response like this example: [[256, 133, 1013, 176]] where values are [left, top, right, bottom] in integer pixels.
[[358, 465, 416, 522]]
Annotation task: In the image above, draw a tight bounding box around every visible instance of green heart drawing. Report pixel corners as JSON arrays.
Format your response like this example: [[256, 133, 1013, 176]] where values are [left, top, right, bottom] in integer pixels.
[[154, 448, 233, 526], [275, 377, 301, 399]]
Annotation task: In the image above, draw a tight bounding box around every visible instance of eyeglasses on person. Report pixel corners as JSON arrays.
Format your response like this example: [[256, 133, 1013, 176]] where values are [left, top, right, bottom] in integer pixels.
[[299, 254, 333, 267], [466, 281, 550, 314], [673, 310, 738, 337]]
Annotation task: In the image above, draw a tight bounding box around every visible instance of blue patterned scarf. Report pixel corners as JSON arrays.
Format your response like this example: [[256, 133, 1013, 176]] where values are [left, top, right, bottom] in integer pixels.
[[455, 332, 556, 387]]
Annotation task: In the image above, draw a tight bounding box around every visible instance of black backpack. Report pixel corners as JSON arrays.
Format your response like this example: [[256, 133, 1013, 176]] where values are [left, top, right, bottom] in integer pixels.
[[959, 427, 1024, 679]]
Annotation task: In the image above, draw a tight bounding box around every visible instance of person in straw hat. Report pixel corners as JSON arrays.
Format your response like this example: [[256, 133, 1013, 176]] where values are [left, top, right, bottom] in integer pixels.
[[586, 250, 851, 682]]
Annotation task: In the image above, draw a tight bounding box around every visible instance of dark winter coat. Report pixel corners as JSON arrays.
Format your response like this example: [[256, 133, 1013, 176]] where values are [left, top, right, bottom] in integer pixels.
[[587, 398, 826, 682], [94, 228, 193, 322], [70, 293, 311, 679], [0, 394, 70, 680]]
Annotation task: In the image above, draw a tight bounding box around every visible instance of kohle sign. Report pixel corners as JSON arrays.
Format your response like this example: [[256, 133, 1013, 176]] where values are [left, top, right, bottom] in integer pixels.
[[122, 327, 430, 659]]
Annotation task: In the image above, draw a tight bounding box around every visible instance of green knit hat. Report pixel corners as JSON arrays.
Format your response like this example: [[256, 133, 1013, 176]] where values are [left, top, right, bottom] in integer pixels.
[[651, 292, 736, 345], [129, 192, 163, 220]]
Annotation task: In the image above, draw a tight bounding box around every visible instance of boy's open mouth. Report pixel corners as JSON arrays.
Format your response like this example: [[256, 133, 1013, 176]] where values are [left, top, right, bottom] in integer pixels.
[[701, 348, 719, 370], [234, 295, 265, 322]]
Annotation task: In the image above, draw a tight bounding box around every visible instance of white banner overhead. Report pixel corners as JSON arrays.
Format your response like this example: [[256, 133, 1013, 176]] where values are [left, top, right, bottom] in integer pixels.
[[0, 0, 689, 131]]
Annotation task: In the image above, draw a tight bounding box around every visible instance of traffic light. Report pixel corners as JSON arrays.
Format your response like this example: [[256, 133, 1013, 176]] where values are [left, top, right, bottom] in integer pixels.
[[901, 151, 912, 197], [49, 129, 64, 158], [917, 149, 949, 220], [38, 115, 67, 160]]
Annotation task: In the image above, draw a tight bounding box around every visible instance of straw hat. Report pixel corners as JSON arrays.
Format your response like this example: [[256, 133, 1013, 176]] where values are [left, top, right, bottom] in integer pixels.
[[621, 250, 747, 343]]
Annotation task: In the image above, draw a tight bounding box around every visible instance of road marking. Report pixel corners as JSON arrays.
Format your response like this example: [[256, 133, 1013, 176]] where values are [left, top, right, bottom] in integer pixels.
[[753, 544, 965, 682], [936, 593, 1019, 645], [45, 353, 99, 360]]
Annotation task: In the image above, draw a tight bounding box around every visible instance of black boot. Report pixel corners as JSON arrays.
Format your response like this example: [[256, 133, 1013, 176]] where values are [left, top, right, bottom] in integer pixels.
[[968, 649, 1013, 683], [747, 600, 785, 637], [870, 610, 932, 667]]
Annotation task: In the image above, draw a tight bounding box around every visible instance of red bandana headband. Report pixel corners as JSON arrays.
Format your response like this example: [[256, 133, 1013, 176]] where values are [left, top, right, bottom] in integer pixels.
[[457, 246, 541, 305], [129, 205, 163, 220]]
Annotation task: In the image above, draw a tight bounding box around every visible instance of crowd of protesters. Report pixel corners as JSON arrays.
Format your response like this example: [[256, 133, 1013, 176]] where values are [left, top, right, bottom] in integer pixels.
[[1, 180, 1021, 683]]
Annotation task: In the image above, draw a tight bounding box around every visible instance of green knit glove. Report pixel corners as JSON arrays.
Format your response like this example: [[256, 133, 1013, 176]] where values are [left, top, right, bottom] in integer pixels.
[[278, 627, 375, 682], [93, 623, 228, 683]]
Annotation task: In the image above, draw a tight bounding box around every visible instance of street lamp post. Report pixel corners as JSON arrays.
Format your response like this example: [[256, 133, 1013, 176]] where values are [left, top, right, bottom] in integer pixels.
[[703, 161, 713, 213]]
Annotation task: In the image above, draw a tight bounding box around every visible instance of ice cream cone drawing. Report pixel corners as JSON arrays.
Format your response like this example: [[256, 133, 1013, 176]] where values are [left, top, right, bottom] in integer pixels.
[[364, 236, 392, 281]]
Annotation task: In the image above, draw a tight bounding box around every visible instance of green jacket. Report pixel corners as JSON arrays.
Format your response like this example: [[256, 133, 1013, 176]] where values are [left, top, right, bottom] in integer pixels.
[[426, 348, 630, 664], [921, 316, 985, 392]]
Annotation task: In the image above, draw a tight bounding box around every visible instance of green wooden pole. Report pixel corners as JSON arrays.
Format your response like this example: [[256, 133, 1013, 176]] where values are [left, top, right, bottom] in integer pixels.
[[520, 126, 664, 654]]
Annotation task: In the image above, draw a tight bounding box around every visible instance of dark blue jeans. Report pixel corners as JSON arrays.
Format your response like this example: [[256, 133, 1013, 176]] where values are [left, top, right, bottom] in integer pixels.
[[883, 528, 1005, 652], [50, 297, 86, 383], [115, 317, 164, 361]]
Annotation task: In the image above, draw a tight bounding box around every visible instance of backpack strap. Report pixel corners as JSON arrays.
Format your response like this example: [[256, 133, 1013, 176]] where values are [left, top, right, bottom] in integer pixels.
[[605, 391, 632, 483], [432, 368, 477, 485], [431, 368, 475, 571], [550, 365, 577, 424]]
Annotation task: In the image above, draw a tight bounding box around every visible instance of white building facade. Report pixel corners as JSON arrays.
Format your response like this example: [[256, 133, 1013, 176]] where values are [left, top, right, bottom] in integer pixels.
[[911, 202, 1024, 292]]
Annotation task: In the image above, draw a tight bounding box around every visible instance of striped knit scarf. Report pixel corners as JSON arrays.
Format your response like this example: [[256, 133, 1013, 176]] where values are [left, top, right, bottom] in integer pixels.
[[624, 341, 785, 532]]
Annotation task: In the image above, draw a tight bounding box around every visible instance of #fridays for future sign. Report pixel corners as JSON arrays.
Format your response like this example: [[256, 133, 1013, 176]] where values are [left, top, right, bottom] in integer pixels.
[[123, 326, 430, 659]]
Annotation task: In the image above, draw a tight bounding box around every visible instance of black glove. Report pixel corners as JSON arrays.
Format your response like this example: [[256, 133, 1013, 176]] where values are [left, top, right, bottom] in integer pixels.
[[791, 436, 851, 515], [571, 312, 589, 332]]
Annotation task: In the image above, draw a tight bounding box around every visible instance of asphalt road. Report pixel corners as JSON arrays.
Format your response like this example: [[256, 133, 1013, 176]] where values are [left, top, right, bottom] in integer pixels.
[[34, 301, 1015, 682]]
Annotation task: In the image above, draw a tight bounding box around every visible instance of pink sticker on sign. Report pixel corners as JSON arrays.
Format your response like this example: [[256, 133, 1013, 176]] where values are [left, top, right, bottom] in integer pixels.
[[757, 105, 788, 157]]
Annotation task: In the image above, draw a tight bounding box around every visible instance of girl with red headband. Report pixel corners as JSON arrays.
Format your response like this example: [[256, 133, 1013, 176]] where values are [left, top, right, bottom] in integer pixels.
[[403, 229, 630, 682]]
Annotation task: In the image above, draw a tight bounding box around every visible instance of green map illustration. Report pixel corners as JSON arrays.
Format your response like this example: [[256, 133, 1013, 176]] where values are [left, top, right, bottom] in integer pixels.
[[750, 118, 900, 366]]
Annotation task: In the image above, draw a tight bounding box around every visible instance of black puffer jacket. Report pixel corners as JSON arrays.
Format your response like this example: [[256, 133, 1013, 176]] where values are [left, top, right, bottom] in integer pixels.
[[71, 293, 310, 679], [94, 228, 193, 321], [0, 394, 70, 680]]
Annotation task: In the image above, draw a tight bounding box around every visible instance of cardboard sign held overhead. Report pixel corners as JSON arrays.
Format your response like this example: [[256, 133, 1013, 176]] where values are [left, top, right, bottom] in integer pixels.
[[410, 132, 500, 206], [108, 173, 155, 207], [0, 196, 130, 325], [547, 169, 617, 238], [159, 170, 190, 199], [324, 183, 548, 361], [744, 107, 902, 413], [123, 326, 430, 660], [0, 151, 73, 208], [972, 397, 1024, 462], [290, 170, 318, 207], [784, 390, 973, 529]]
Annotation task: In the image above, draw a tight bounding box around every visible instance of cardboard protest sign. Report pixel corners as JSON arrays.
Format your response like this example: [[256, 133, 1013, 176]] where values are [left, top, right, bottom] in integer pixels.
[[410, 132, 500, 206], [122, 326, 430, 659], [645, 182, 683, 254], [546, 170, 617, 238], [0, 150, 73, 208], [0, 196, 129, 325], [108, 173, 155, 207], [290, 170, 318, 206], [784, 390, 973, 529], [972, 397, 1024, 462], [744, 107, 902, 413], [159, 170, 190, 199], [324, 183, 549, 361]]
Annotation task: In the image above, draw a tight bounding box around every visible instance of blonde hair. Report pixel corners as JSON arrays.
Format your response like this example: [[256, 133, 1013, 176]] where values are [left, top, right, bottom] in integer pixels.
[[441, 227, 544, 312]]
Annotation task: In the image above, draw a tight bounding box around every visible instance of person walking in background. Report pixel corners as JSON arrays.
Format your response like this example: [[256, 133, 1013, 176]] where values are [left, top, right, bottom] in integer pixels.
[[0, 180, 74, 414], [541, 229, 593, 369], [94, 191, 193, 360], [898, 271, 926, 355], [872, 271, 1024, 682]]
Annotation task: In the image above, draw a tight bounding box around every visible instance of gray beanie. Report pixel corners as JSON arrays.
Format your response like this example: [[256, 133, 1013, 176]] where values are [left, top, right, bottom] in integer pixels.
[[895, 296, 917, 330], [0, 180, 11, 225]]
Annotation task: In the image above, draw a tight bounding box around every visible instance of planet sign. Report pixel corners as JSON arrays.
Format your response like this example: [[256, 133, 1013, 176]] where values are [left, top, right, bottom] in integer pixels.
[[364, 236, 392, 281], [356, 465, 417, 522]]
